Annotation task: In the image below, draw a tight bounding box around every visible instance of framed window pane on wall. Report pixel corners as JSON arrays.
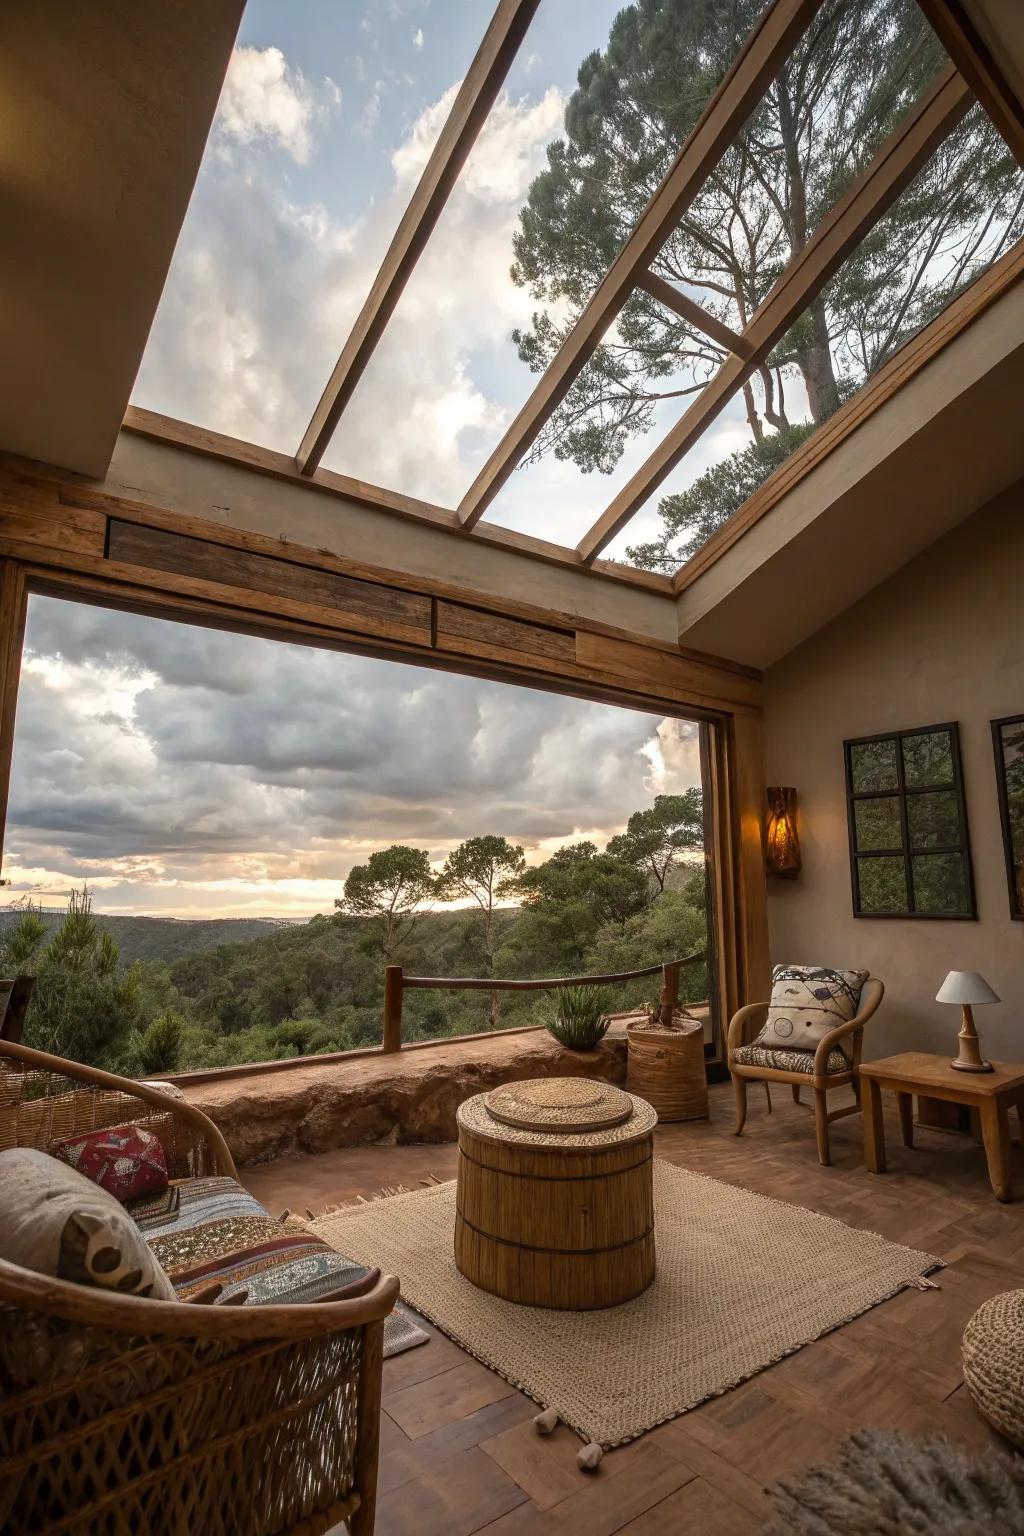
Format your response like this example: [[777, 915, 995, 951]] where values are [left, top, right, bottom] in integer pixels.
[[844, 723, 975, 919], [992, 714, 1024, 920]]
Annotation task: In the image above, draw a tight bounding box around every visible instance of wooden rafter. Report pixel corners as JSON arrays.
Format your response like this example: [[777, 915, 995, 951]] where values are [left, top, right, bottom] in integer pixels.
[[916, 0, 1024, 167], [295, 0, 542, 477], [576, 65, 974, 564], [456, 0, 827, 529], [636, 272, 753, 359]]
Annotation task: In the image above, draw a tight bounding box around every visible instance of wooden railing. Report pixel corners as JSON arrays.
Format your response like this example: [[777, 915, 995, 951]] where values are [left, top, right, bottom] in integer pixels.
[[381, 951, 706, 1053]]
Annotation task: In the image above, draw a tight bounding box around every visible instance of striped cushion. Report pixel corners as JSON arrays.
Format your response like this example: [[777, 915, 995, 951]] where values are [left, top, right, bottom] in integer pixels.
[[132, 1176, 376, 1304], [733, 1043, 850, 1075]]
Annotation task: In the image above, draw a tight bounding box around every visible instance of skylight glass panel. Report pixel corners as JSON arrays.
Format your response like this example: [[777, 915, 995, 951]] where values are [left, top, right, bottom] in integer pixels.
[[318, 0, 665, 507], [616, 101, 1024, 575], [130, 0, 490, 454]]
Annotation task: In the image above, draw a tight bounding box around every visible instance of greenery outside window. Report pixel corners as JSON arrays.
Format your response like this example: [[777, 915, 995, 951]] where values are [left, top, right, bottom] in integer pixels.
[[992, 715, 1024, 920], [844, 724, 975, 919]]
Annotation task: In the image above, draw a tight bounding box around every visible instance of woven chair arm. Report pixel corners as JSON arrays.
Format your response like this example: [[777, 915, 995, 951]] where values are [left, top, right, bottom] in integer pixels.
[[812, 978, 885, 1074], [0, 1257, 400, 1341], [0, 1036, 236, 1179], [727, 1002, 768, 1056]]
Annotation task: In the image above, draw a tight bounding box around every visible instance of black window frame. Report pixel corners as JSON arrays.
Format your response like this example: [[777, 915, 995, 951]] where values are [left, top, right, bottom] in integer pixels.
[[844, 722, 976, 920], [992, 713, 1024, 922]]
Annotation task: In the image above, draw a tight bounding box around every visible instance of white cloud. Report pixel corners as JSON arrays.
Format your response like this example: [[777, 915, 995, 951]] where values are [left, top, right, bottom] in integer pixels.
[[215, 46, 339, 164], [4, 601, 700, 919], [136, 74, 569, 505], [413, 27, 424, 49]]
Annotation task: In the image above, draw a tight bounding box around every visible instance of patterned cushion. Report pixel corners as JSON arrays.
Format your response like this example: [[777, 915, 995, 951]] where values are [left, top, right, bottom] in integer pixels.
[[733, 1043, 851, 1075], [133, 1177, 429, 1353], [0, 1147, 175, 1300], [51, 1123, 169, 1203], [755, 963, 868, 1055]]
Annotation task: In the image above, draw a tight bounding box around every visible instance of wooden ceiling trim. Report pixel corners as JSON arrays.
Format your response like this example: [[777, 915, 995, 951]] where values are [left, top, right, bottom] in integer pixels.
[[577, 65, 974, 563], [295, 0, 543, 477], [636, 271, 753, 359], [671, 234, 1024, 591], [916, 0, 1024, 167], [121, 407, 675, 597], [455, 0, 826, 530]]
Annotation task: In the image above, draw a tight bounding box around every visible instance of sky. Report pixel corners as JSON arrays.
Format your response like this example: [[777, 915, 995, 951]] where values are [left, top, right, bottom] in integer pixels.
[[2, 596, 701, 920], [128, 0, 760, 559], [4, 4, 718, 923]]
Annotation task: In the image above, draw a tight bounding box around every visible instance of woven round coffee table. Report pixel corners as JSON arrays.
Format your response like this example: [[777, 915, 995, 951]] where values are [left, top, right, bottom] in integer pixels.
[[455, 1078, 657, 1310]]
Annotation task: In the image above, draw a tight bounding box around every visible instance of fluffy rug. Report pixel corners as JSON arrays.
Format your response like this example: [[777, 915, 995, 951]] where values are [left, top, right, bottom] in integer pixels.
[[312, 1159, 941, 1447], [767, 1428, 1024, 1534]]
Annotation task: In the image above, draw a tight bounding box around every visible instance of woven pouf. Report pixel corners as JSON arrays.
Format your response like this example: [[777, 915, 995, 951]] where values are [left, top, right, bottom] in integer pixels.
[[962, 1289, 1024, 1450], [455, 1080, 657, 1310]]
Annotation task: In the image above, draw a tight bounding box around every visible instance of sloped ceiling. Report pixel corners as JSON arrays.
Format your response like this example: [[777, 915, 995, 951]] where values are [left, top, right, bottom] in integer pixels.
[[0, 1, 243, 476]]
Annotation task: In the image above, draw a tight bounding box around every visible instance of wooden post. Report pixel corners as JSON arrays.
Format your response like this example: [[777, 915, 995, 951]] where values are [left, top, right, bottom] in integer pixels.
[[350, 1317, 385, 1536], [659, 962, 680, 1025], [382, 965, 403, 1053]]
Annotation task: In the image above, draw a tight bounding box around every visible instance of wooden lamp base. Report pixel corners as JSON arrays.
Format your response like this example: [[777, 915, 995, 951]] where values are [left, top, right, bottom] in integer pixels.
[[951, 1004, 993, 1073]]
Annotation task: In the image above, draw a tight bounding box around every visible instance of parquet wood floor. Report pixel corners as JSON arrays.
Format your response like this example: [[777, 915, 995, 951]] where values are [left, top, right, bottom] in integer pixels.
[[242, 1080, 1022, 1534]]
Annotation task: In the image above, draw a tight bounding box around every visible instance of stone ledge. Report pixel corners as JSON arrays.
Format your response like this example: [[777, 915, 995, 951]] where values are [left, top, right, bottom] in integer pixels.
[[182, 1030, 626, 1166]]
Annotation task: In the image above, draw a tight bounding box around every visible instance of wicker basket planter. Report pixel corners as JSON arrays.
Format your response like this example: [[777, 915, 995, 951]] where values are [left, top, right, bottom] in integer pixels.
[[454, 1081, 657, 1311], [625, 1009, 709, 1123]]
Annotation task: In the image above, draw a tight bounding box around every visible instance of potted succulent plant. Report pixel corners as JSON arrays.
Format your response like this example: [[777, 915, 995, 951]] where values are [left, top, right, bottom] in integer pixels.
[[540, 986, 610, 1053]]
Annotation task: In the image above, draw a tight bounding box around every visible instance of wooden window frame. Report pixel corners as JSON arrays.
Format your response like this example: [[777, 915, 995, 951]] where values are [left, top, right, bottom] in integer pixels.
[[992, 712, 1024, 921], [843, 721, 977, 920], [285, 0, 1024, 574]]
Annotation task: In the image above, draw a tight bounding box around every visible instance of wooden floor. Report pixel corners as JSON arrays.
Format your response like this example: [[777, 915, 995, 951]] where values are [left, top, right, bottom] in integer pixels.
[[242, 1081, 1023, 1535]]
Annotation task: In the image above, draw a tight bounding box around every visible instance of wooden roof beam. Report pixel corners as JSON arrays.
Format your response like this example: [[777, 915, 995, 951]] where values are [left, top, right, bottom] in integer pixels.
[[295, 0, 542, 477], [637, 271, 754, 359], [456, 0, 827, 530], [576, 65, 973, 565], [916, 0, 1024, 167]]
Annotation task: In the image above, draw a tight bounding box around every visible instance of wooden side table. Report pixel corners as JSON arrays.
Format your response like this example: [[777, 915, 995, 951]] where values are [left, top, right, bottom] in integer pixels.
[[860, 1052, 1024, 1202]]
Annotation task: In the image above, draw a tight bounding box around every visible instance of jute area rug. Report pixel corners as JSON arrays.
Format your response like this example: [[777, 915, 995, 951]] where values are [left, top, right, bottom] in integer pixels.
[[312, 1160, 942, 1450]]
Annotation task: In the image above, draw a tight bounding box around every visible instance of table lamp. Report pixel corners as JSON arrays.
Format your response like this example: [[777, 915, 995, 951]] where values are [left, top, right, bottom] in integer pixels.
[[936, 970, 1000, 1073]]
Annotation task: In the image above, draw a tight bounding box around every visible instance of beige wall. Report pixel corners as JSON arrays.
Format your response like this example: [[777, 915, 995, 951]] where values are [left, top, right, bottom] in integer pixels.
[[763, 477, 1024, 1061]]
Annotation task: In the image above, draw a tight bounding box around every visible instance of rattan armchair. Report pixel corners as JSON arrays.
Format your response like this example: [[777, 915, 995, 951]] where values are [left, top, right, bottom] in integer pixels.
[[727, 978, 885, 1166], [0, 1038, 397, 1536]]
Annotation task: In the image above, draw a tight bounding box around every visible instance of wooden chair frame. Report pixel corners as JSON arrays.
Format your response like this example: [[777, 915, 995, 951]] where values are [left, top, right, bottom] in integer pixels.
[[0, 1038, 398, 1536], [727, 978, 885, 1166]]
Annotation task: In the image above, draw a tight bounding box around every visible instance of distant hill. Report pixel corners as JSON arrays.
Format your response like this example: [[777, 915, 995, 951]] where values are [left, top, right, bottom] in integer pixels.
[[0, 910, 295, 964]]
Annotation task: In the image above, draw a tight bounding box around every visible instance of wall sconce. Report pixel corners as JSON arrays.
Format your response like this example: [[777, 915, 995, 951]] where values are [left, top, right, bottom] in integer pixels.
[[765, 787, 801, 878]]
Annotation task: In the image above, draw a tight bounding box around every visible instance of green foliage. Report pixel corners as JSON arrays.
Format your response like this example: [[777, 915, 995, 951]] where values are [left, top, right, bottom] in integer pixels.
[[134, 1010, 186, 1076], [540, 986, 609, 1052], [626, 424, 815, 570], [607, 790, 704, 889], [0, 906, 48, 975], [19, 887, 144, 1072], [335, 845, 437, 961], [510, 0, 1024, 568]]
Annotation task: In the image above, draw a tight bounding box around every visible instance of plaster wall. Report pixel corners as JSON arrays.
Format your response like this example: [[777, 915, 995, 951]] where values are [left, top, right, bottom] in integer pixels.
[[763, 478, 1024, 1061]]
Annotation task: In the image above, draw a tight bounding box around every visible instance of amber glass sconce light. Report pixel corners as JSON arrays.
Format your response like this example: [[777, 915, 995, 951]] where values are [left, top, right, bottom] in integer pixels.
[[765, 787, 801, 878]]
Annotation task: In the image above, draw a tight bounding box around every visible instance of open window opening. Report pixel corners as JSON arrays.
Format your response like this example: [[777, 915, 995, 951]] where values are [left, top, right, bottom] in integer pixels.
[[0, 593, 723, 1080]]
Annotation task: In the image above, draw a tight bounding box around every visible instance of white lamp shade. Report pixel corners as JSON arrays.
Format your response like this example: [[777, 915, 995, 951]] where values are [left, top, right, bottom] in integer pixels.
[[936, 970, 1000, 1006]]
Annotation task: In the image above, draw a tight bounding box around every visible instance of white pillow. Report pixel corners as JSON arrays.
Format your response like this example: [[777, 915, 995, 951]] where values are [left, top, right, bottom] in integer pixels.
[[0, 1147, 175, 1300], [755, 964, 869, 1054]]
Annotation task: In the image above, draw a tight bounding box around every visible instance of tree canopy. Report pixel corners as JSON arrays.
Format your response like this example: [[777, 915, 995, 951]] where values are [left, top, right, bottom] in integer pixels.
[[335, 845, 437, 961], [511, 0, 1024, 568], [607, 789, 704, 891]]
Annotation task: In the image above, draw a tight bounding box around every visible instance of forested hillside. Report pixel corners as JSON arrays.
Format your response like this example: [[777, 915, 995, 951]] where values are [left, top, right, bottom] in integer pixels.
[[0, 911, 291, 964], [0, 795, 709, 1076]]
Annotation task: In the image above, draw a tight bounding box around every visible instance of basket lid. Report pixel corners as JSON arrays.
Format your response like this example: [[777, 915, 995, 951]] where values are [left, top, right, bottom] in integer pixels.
[[484, 1077, 634, 1133]]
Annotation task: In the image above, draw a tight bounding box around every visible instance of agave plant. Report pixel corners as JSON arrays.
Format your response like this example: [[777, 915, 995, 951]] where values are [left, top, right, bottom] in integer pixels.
[[541, 985, 609, 1051]]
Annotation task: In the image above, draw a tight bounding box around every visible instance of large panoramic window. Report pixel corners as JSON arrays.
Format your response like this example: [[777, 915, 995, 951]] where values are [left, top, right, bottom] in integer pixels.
[[1, 596, 714, 1075], [844, 723, 975, 918]]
